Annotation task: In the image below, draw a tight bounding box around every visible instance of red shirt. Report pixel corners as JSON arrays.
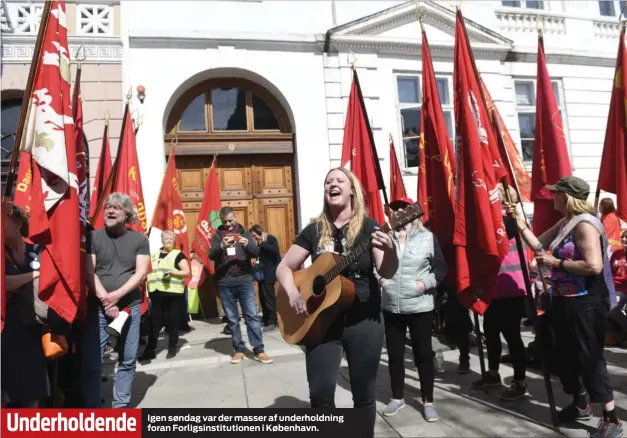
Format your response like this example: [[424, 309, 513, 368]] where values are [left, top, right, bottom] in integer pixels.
[[611, 248, 627, 294]]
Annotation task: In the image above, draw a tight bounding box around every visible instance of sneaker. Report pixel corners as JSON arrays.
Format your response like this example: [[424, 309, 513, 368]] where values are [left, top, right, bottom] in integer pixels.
[[423, 404, 439, 422], [457, 361, 471, 374], [382, 399, 405, 416], [263, 324, 278, 333], [591, 418, 623, 438], [254, 352, 273, 364], [472, 373, 502, 389], [222, 325, 232, 335], [500, 380, 527, 401], [166, 348, 177, 359], [231, 352, 245, 364], [557, 403, 593, 423]]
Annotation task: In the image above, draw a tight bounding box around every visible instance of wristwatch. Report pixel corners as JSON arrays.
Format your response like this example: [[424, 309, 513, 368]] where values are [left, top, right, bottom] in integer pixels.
[[558, 259, 565, 271]]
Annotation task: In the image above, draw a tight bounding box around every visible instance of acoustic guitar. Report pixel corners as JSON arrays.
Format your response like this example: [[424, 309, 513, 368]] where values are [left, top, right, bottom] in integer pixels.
[[276, 203, 424, 346]]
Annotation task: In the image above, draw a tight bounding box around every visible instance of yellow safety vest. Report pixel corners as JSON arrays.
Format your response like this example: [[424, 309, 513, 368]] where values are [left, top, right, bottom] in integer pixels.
[[147, 249, 185, 294]]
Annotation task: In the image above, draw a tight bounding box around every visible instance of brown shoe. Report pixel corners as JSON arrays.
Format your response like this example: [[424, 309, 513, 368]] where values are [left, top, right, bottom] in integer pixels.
[[231, 352, 245, 364], [254, 352, 273, 364]]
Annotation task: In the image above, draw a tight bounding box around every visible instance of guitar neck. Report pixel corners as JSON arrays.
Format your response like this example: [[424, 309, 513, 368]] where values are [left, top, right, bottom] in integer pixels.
[[323, 222, 391, 283]]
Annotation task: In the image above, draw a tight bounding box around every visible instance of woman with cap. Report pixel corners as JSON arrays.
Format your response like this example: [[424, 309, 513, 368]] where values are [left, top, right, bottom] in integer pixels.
[[505, 176, 620, 438], [380, 196, 447, 422], [1, 203, 49, 408]]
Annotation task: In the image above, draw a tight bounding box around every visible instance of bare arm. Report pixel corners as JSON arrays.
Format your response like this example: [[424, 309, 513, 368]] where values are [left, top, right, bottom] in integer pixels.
[[372, 244, 398, 279], [6, 272, 39, 293], [562, 222, 604, 276], [515, 211, 565, 251], [276, 245, 310, 296], [170, 258, 191, 278], [86, 253, 108, 299]]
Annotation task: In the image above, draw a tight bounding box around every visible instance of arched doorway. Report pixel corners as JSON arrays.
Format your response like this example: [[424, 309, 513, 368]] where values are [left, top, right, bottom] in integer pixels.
[[164, 78, 297, 318]]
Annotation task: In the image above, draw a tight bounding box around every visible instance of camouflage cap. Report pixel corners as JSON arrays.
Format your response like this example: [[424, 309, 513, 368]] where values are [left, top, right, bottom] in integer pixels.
[[546, 176, 590, 201]]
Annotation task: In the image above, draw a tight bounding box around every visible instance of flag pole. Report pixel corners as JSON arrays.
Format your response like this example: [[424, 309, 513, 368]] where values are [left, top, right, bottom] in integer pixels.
[[352, 67, 389, 205], [2, 0, 53, 202], [88, 97, 131, 224], [456, 5, 488, 382]]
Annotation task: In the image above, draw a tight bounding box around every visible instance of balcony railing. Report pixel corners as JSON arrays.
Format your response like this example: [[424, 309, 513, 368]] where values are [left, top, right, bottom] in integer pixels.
[[495, 7, 566, 36]]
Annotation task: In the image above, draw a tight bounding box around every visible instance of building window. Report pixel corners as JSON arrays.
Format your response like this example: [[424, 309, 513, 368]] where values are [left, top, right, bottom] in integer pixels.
[[395, 74, 454, 169], [599, 1, 627, 16], [514, 79, 567, 164], [501, 1, 544, 9]]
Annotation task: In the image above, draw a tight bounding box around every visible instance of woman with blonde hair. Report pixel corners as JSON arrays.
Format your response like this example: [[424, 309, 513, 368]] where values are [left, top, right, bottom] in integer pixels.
[[505, 176, 620, 438], [276, 167, 398, 438]]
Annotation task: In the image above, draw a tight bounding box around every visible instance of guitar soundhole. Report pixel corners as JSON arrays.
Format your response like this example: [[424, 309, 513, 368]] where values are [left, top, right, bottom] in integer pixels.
[[312, 275, 326, 297]]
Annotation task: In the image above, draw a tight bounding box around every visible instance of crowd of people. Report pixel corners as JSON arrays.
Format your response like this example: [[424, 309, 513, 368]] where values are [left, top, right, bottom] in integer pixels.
[[3, 169, 627, 438]]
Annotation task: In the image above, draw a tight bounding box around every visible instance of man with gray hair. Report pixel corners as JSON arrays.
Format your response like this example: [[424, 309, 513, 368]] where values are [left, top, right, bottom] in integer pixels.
[[82, 192, 150, 408]]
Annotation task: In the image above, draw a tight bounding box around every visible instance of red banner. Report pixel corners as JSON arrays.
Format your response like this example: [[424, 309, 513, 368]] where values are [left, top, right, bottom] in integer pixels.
[[1, 202, 5, 332], [453, 10, 509, 315], [598, 24, 627, 224], [340, 69, 385, 225], [531, 34, 573, 236], [150, 148, 191, 261], [418, 27, 458, 290], [13, 0, 82, 323], [388, 136, 407, 202], [89, 123, 112, 229], [191, 157, 222, 274]]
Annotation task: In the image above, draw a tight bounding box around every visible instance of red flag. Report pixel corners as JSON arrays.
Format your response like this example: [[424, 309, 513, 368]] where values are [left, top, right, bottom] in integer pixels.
[[598, 24, 627, 224], [531, 33, 572, 236], [341, 69, 385, 225], [192, 157, 222, 275], [453, 10, 509, 315], [482, 80, 532, 203], [389, 136, 407, 201], [150, 148, 191, 261], [72, 65, 88, 322], [418, 26, 458, 290], [13, 1, 82, 324], [112, 106, 148, 234], [89, 123, 112, 229]]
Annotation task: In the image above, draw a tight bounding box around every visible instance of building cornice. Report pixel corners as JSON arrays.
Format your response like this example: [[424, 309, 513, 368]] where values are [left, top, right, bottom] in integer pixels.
[[507, 45, 619, 68], [1, 34, 122, 63]]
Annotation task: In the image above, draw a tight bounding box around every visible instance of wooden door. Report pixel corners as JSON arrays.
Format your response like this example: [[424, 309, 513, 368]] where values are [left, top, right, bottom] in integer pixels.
[[174, 153, 296, 318]]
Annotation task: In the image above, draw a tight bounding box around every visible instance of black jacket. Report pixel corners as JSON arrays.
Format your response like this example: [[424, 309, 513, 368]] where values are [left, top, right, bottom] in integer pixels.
[[256, 234, 281, 283], [209, 224, 259, 286]]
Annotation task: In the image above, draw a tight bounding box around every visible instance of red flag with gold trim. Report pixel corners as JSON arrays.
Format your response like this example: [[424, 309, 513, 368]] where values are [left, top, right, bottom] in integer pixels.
[[453, 10, 509, 315], [389, 136, 407, 202], [598, 24, 627, 224], [89, 123, 112, 229]]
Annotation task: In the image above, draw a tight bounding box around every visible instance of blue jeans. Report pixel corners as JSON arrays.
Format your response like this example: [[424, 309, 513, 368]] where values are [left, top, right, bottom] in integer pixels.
[[219, 282, 264, 355], [81, 299, 141, 408]]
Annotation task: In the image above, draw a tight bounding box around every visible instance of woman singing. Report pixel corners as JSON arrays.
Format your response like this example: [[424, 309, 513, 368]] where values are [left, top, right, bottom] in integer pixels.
[[380, 197, 447, 421], [276, 168, 398, 437], [505, 176, 620, 438]]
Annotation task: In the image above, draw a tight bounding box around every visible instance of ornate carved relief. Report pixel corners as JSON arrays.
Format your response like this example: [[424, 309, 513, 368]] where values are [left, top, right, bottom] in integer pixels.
[[77, 5, 113, 36]]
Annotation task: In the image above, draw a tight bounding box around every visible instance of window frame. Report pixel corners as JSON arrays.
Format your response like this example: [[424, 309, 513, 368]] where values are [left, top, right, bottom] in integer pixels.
[[598, 0, 627, 17], [512, 77, 570, 170], [394, 72, 455, 174], [501, 0, 546, 9]]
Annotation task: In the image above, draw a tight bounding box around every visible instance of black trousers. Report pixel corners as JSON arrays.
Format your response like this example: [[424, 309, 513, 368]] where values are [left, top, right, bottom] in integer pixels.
[[446, 291, 471, 363], [484, 297, 526, 381], [258, 281, 277, 326], [146, 292, 186, 351], [551, 294, 614, 404], [383, 310, 435, 403], [305, 311, 384, 438]]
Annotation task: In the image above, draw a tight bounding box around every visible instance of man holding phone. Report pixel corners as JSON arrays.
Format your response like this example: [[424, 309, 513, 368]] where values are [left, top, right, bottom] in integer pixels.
[[209, 207, 272, 365]]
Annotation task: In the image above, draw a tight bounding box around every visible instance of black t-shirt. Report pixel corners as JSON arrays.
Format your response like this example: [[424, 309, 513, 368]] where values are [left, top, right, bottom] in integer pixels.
[[158, 250, 186, 268], [294, 216, 380, 305]]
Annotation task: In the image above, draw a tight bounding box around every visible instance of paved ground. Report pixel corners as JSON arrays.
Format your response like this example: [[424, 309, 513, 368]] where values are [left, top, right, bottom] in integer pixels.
[[101, 318, 627, 437]]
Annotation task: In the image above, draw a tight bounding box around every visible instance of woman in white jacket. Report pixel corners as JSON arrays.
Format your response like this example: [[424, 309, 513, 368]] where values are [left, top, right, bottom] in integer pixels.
[[380, 197, 447, 422]]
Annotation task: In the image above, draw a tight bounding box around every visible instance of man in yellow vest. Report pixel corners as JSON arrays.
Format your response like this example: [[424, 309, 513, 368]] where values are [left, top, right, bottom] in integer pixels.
[[140, 230, 190, 360]]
